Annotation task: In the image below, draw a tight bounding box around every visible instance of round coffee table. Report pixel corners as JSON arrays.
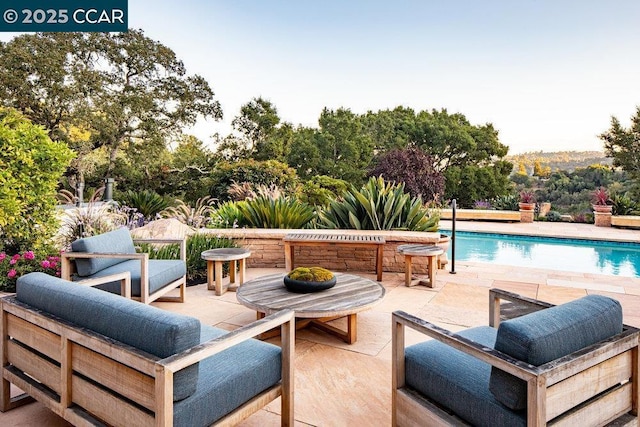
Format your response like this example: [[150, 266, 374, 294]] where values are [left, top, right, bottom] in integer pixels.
[[237, 273, 385, 344], [201, 248, 251, 296]]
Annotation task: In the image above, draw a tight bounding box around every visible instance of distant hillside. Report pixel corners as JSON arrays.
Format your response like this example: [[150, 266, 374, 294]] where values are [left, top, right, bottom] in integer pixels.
[[506, 151, 612, 174]]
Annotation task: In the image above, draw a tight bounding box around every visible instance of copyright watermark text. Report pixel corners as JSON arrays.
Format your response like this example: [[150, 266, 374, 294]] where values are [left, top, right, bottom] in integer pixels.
[[1, 1, 128, 32]]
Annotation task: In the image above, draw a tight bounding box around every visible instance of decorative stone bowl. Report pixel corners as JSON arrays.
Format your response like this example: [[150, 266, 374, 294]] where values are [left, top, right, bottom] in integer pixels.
[[284, 266, 336, 293]]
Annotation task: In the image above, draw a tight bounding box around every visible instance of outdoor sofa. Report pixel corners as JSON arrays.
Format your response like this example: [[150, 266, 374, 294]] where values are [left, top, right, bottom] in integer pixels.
[[392, 288, 640, 426], [61, 227, 187, 304], [0, 272, 294, 426]]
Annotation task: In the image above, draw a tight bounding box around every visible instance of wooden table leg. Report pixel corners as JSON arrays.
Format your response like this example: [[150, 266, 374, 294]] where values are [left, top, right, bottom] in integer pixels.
[[229, 260, 236, 284], [238, 258, 245, 285], [228, 260, 238, 291], [347, 313, 357, 344], [206, 260, 214, 291], [427, 255, 437, 288], [215, 260, 224, 296], [284, 242, 293, 271], [404, 254, 413, 287]]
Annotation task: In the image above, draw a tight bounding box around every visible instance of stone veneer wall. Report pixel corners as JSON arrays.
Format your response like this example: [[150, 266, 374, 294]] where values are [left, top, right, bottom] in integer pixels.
[[202, 228, 449, 274]]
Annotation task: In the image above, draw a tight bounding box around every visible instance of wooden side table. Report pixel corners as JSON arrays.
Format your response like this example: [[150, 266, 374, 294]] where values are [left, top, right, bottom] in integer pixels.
[[201, 248, 251, 296], [397, 244, 444, 288]]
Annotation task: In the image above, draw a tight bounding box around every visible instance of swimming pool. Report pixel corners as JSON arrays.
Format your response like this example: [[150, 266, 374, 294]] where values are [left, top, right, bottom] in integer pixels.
[[441, 231, 640, 278]]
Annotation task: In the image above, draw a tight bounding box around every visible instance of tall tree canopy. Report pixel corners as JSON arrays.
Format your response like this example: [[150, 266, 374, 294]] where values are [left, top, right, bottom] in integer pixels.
[[0, 30, 222, 182], [600, 106, 640, 181]]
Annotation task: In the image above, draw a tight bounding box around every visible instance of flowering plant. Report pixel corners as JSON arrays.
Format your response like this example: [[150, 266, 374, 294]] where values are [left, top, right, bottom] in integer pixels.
[[0, 250, 61, 292]]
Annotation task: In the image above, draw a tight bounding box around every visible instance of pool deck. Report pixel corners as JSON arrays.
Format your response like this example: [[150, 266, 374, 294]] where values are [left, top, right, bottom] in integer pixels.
[[2, 221, 640, 426]]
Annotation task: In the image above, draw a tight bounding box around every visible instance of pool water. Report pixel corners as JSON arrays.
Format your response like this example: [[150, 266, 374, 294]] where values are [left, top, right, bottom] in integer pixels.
[[441, 231, 640, 278]]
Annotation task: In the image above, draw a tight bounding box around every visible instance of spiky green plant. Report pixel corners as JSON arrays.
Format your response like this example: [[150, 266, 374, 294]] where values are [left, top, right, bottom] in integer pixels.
[[237, 196, 316, 229], [138, 233, 237, 285], [317, 176, 439, 231], [210, 200, 249, 228], [117, 190, 171, 219], [161, 196, 215, 228]]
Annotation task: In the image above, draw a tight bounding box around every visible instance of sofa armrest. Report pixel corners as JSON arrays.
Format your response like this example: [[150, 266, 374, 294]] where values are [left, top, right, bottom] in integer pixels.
[[133, 238, 187, 261], [61, 251, 148, 280], [74, 271, 132, 298], [392, 310, 538, 386], [489, 288, 553, 327], [155, 309, 295, 425]]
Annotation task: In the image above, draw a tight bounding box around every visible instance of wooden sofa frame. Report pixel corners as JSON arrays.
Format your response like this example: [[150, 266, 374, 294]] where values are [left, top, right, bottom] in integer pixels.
[[61, 237, 187, 304], [0, 296, 295, 426], [392, 289, 640, 426]]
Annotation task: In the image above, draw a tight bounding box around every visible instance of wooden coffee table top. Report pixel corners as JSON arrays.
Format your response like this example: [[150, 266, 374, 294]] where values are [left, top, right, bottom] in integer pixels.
[[236, 273, 386, 318]]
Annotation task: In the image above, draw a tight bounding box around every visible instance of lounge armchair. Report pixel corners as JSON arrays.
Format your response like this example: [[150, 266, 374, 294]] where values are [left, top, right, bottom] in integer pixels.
[[1, 272, 294, 426], [392, 289, 640, 426], [61, 227, 187, 304]]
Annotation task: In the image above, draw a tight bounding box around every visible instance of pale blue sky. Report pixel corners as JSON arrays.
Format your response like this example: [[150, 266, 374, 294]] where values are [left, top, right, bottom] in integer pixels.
[[5, 1, 640, 154]]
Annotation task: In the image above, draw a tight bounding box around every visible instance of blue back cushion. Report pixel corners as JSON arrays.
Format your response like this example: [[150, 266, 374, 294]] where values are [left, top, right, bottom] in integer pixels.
[[489, 295, 623, 410], [16, 272, 201, 401], [71, 227, 136, 276]]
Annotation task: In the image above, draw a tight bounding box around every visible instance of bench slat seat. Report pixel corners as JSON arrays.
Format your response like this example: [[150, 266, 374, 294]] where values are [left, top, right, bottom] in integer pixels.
[[283, 232, 385, 281]]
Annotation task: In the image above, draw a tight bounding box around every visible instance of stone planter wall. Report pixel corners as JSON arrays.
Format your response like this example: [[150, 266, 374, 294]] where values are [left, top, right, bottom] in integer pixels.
[[202, 228, 448, 274]]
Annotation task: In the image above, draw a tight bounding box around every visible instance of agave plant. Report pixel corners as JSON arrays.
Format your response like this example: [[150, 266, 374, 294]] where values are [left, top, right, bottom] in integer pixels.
[[237, 196, 316, 229], [317, 176, 439, 232], [161, 196, 215, 228]]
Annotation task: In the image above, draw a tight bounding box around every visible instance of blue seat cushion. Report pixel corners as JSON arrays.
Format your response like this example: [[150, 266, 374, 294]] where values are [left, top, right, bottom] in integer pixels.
[[88, 259, 186, 297], [173, 325, 282, 427], [489, 295, 623, 410], [405, 326, 525, 427], [16, 272, 200, 401], [72, 228, 136, 276]]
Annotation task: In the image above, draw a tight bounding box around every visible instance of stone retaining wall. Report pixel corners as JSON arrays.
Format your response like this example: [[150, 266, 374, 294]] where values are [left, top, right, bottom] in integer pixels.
[[202, 229, 449, 274]]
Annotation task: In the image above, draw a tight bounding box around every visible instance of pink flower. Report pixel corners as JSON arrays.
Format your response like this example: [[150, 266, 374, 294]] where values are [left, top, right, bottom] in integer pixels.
[[9, 259, 17, 265], [50, 261, 57, 268], [24, 251, 35, 260], [41, 260, 51, 269], [0, 252, 5, 261], [12, 254, 20, 260], [7, 269, 17, 279]]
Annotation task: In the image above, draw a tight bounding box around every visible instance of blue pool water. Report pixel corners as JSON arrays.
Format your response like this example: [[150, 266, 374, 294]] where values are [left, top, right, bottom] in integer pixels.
[[441, 231, 640, 278]]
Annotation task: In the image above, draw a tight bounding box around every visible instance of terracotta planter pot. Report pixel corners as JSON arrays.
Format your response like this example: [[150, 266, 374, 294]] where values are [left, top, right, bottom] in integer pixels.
[[592, 204, 613, 213], [518, 202, 535, 211]]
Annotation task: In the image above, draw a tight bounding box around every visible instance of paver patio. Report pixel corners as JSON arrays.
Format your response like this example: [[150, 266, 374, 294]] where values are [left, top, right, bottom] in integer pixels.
[[2, 221, 640, 426]]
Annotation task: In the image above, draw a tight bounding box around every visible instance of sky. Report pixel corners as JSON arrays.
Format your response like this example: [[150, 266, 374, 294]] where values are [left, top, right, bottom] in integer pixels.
[[3, 0, 640, 154]]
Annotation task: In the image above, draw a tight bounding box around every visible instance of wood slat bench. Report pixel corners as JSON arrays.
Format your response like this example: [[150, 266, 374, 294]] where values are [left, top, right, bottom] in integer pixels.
[[283, 233, 386, 281]]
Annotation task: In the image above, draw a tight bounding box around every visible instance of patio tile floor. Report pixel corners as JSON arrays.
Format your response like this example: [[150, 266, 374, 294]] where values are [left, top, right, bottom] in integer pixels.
[[2, 221, 640, 426]]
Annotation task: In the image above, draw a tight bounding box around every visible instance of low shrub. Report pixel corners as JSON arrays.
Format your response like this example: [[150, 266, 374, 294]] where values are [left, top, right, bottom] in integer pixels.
[[491, 194, 519, 211], [545, 211, 563, 222], [138, 233, 237, 285]]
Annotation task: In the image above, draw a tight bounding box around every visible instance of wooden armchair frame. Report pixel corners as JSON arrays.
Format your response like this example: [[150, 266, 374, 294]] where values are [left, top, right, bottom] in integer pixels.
[[1, 297, 295, 426], [61, 238, 187, 304], [392, 289, 640, 426]]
